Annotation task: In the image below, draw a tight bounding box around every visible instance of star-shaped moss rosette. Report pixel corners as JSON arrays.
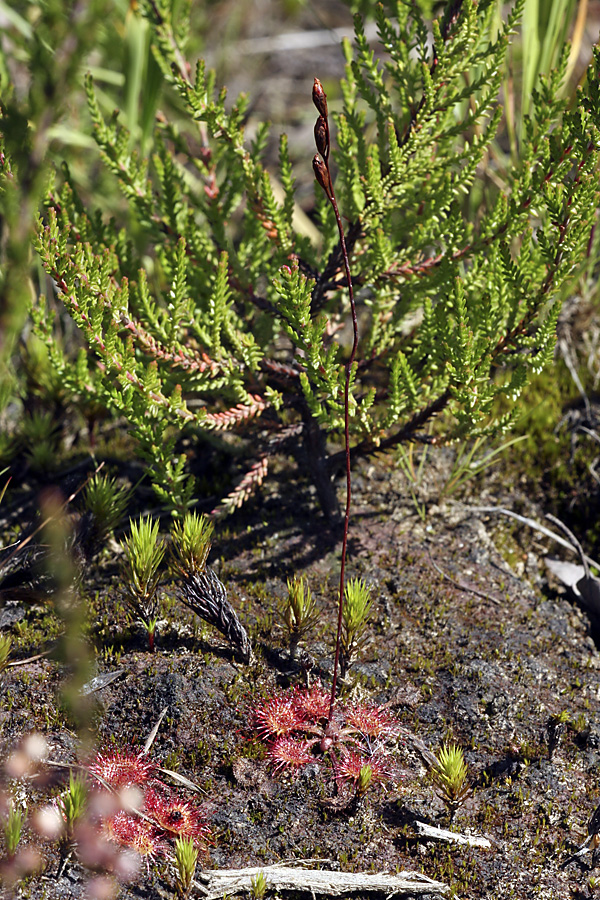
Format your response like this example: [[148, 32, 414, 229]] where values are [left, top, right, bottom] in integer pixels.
[[253, 683, 400, 794]]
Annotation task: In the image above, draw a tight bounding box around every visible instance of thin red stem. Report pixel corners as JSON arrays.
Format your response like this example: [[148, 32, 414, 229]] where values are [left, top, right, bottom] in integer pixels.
[[311, 78, 358, 722], [327, 190, 358, 722]]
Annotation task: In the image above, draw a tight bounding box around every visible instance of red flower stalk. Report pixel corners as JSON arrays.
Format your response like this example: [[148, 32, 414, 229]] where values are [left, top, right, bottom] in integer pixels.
[[311, 77, 359, 722], [88, 751, 157, 788], [144, 788, 210, 842], [268, 736, 316, 773]]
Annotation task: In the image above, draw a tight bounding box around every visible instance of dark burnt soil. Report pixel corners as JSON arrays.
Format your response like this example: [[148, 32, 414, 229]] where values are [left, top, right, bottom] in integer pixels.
[[2, 454, 600, 900]]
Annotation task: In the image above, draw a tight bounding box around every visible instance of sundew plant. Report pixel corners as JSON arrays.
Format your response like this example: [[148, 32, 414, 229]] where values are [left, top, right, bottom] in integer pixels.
[[17, 0, 600, 516]]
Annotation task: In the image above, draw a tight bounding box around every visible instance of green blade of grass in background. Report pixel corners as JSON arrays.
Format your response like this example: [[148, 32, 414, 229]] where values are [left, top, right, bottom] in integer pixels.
[[519, 0, 579, 141], [125, 9, 149, 151], [124, 1, 165, 154], [538, 0, 577, 78], [566, 0, 589, 84], [521, 0, 541, 122], [0, 1, 32, 38]]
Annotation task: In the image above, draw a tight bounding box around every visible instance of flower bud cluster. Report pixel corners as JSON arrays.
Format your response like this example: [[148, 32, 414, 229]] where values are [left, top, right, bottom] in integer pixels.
[[312, 78, 333, 199]]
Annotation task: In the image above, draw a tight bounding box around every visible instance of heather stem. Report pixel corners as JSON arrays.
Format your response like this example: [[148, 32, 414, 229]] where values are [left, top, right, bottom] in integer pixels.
[[311, 78, 358, 722]]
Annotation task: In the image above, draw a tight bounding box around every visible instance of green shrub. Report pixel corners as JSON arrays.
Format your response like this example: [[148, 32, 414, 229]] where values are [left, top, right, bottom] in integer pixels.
[[7, 0, 600, 514], [340, 576, 372, 678]]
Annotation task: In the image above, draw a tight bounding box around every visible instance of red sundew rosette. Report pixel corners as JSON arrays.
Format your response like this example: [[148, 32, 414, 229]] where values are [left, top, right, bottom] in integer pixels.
[[292, 683, 331, 723], [143, 787, 210, 843], [268, 736, 316, 773], [88, 751, 157, 789], [343, 704, 395, 739], [105, 812, 168, 863], [253, 693, 307, 739]]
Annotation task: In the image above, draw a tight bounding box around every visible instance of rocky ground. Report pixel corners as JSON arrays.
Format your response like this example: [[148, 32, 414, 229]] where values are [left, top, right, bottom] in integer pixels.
[[1, 446, 600, 900]]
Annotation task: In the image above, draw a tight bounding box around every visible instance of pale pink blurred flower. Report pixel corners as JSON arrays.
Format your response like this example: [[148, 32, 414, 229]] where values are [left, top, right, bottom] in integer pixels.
[[84, 875, 118, 899], [23, 733, 48, 762], [113, 848, 141, 881], [32, 804, 65, 840], [4, 751, 31, 780]]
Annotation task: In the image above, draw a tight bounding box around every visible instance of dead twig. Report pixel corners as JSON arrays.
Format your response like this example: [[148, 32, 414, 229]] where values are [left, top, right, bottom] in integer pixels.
[[143, 706, 169, 754], [415, 820, 492, 849], [7, 647, 56, 668], [193, 864, 449, 899], [545, 514, 590, 578], [471, 506, 600, 571]]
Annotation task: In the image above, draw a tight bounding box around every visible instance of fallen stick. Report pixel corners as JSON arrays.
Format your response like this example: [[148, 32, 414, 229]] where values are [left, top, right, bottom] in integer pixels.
[[415, 820, 492, 849], [471, 506, 600, 571], [193, 864, 449, 898]]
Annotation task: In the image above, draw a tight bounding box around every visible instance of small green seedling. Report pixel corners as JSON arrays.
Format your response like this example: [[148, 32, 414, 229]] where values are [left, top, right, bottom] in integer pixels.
[[0, 634, 12, 673], [56, 771, 87, 877], [250, 871, 268, 900], [174, 835, 199, 898], [26, 440, 57, 475], [58, 771, 88, 839], [356, 764, 374, 795], [431, 743, 469, 821], [3, 801, 25, 856], [171, 512, 214, 577], [81, 473, 129, 543], [340, 578, 372, 678], [279, 576, 319, 660], [20, 410, 60, 449], [21, 412, 60, 474], [120, 515, 165, 650]]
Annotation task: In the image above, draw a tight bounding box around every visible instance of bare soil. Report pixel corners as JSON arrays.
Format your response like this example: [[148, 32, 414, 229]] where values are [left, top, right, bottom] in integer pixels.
[[2, 448, 600, 900]]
